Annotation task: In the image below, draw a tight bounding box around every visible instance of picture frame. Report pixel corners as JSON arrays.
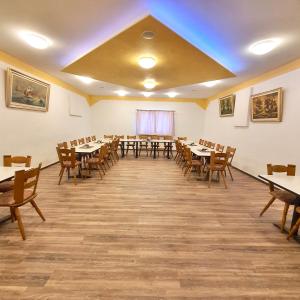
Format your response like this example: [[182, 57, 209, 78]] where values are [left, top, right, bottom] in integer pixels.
[[219, 94, 235, 117], [6, 68, 50, 112], [250, 88, 283, 122]]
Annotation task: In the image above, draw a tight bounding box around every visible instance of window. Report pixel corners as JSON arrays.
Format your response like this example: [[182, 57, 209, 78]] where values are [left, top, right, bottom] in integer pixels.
[[136, 110, 175, 135]]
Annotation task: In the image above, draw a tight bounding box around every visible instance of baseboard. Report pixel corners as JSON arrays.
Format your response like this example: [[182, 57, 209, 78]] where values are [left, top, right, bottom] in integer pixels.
[[232, 165, 268, 185], [41, 161, 59, 170]]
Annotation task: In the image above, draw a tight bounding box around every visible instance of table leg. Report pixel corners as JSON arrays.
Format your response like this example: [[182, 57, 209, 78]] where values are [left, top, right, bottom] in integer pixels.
[[121, 141, 125, 158], [135, 141, 139, 158], [291, 198, 300, 236], [167, 142, 171, 159]]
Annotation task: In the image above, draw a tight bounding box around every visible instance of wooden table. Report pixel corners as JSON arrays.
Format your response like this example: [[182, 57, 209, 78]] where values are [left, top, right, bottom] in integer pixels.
[[0, 166, 29, 223], [259, 174, 300, 238]]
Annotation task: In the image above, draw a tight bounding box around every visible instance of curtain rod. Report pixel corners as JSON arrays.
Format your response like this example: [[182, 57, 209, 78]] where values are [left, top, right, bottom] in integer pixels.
[[136, 109, 175, 112]]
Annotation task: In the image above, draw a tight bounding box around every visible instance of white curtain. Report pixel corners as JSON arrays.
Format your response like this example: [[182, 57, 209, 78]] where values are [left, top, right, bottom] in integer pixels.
[[136, 110, 175, 135]]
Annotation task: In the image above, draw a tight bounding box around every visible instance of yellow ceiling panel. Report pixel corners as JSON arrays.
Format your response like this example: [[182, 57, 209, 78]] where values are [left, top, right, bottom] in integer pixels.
[[63, 15, 235, 91]]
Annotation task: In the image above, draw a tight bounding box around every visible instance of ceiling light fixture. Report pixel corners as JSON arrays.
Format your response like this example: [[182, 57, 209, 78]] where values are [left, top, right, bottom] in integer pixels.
[[142, 31, 155, 40], [19, 31, 51, 49], [142, 91, 154, 97], [143, 79, 157, 89], [166, 92, 179, 98], [201, 80, 220, 87], [249, 38, 281, 55], [138, 56, 156, 69], [115, 90, 129, 96], [76, 75, 95, 84]]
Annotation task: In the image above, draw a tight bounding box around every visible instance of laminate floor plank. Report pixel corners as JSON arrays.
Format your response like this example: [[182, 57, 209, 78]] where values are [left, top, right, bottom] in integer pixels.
[[0, 156, 299, 299]]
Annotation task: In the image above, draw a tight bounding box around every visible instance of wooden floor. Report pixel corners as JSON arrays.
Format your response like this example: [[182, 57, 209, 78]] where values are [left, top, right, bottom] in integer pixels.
[[0, 155, 300, 299]]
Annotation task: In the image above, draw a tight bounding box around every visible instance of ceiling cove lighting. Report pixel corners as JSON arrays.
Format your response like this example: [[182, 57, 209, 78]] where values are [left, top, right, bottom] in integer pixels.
[[201, 80, 220, 87], [76, 75, 95, 84], [115, 90, 129, 96], [166, 92, 179, 98], [143, 79, 157, 89], [142, 91, 154, 97], [19, 31, 51, 49], [138, 56, 156, 69], [249, 38, 281, 55]]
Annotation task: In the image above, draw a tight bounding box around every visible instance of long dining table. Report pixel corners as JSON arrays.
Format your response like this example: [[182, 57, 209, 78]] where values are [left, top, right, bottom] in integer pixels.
[[259, 174, 300, 239]]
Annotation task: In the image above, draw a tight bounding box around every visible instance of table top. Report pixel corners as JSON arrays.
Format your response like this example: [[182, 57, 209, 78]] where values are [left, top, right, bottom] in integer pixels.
[[259, 174, 300, 196], [75, 142, 105, 153], [120, 139, 175, 143], [182, 141, 213, 157], [0, 166, 29, 183]]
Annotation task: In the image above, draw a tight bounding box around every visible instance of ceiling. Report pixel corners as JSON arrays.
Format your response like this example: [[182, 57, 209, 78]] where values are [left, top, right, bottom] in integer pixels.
[[0, 0, 300, 99]]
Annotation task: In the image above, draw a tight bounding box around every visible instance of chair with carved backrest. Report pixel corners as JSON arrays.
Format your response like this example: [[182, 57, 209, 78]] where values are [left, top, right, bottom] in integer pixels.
[[216, 144, 225, 153], [207, 150, 229, 188], [0, 163, 45, 240], [225, 146, 236, 180], [163, 136, 174, 157], [184, 147, 202, 178], [138, 135, 149, 156], [126, 135, 136, 156], [87, 145, 107, 180], [260, 164, 297, 232], [56, 147, 81, 185], [57, 142, 68, 149], [210, 142, 216, 149], [91, 135, 96, 141], [177, 137, 187, 141], [0, 155, 32, 193], [70, 140, 78, 147], [104, 135, 114, 139], [78, 138, 85, 145], [199, 139, 204, 145], [85, 136, 92, 143]]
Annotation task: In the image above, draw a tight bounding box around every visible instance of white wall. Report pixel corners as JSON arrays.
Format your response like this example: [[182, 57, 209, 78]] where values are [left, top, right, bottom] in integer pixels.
[[91, 99, 205, 140], [203, 68, 300, 177], [0, 61, 92, 167]]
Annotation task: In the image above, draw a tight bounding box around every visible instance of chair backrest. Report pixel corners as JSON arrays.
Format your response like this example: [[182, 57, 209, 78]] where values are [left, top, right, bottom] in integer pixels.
[[267, 164, 296, 192], [164, 136, 173, 140], [199, 139, 204, 145], [177, 137, 187, 141], [139, 135, 148, 140], [185, 147, 193, 163], [206, 141, 212, 148], [216, 144, 224, 152], [70, 140, 78, 147], [226, 146, 236, 165], [57, 142, 68, 149], [115, 135, 124, 139], [78, 138, 85, 145], [91, 135, 96, 141], [13, 163, 42, 204], [151, 135, 159, 140], [127, 135, 136, 139], [3, 155, 32, 167], [104, 135, 114, 139], [85, 136, 91, 143], [210, 142, 216, 149], [210, 151, 229, 170], [56, 147, 77, 168]]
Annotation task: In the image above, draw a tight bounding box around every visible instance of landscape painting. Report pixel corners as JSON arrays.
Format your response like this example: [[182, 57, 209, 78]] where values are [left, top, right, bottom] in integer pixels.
[[6, 68, 50, 112], [251, 88, 282, 122], [219, 94, 235, 117]]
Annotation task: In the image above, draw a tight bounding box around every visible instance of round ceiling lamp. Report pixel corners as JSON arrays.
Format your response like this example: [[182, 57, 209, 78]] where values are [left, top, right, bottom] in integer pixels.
[[249, 38, 281, 55], [19, 31, 51, 49], [142, 91, 154, 97], [143, 79, 157, 89], [142, 31, 155, 40], [138, 56, 156, 69]]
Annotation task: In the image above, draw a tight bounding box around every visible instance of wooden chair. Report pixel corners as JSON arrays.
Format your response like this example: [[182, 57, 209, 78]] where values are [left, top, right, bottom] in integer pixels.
[[78, 138, 85, 145], [139, 135, 149, 156], [210, 142, 216, 149], [177, 137, 187, 141], [112, 138, 120, 161], [87, 146, 106, 180], [0, 155, 32, 193], [163, 136, 173, 157], [91, 135, 96, 141], [174, 140, 181, 162], [70, 140, 78, 147], [126, 135, 136, 155], [56, 147, 82, 185], [260, 164, 297, 232], [287, 207, 300, 240], [199, 139, 204, 145], [57, 142, 68, 148], [0, 163, 45, 240], [207, 151, 229, 188], [85, 136, 91, 143], [184, 148, 202, 177], [104, 135, 114, 139], [216, 144, 225, 152], [225, 146, 236, 180]]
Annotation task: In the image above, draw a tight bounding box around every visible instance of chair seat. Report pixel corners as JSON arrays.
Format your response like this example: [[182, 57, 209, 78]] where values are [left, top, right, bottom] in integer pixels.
[[191, 160, 202, 166], [207, 164, 224, 170], [270, 190, 297, 203], [62, 161, 81, 167], [0, 190, 35, 207], [0, 180, 14, 193], [87, 157, 103, 164]]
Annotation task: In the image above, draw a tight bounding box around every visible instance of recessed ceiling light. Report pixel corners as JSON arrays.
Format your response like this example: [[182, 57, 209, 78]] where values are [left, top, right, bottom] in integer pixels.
[[201, 80, 220, 87], [138, 56, 156, 69], [19, 31, 51, 49], [143, 79, 157, 89], [249, 38, 281, 55], [142, 31, 155, 40], [115, 90, 129, 96], [141, 91, 154, 97], [166, 92, 179, 98], [76, 75, 95, 84]]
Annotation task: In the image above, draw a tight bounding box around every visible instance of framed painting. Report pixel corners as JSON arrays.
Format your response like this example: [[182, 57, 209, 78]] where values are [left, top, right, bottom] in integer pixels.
[[219, 94, 235, 117], [6, 68, 50, 112], [251, 88, 283, 122]]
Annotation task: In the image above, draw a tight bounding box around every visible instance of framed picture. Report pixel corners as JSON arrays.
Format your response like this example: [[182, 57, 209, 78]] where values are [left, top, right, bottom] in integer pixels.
[[6, 68, 50, 112], [219, 94, 235, 117], [251, 88, 283, 122]]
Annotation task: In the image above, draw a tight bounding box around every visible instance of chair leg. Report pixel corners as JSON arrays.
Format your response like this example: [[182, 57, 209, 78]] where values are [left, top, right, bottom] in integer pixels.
[[281, 203, 290, 232], [10, 207, 15, 222], [58, 167, 65, 185], [227, 165, 234, 181], [287, 218, 300, 240], [30, 200, 46, 221], [184, 165, 191, 176], [97, 165, 103, 180], [72, 168, 77, 185], [208, 170, 212, 188], [259, 196, 276, 216], [14, 207, 26, 240], [220, 171, 227, 189]]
